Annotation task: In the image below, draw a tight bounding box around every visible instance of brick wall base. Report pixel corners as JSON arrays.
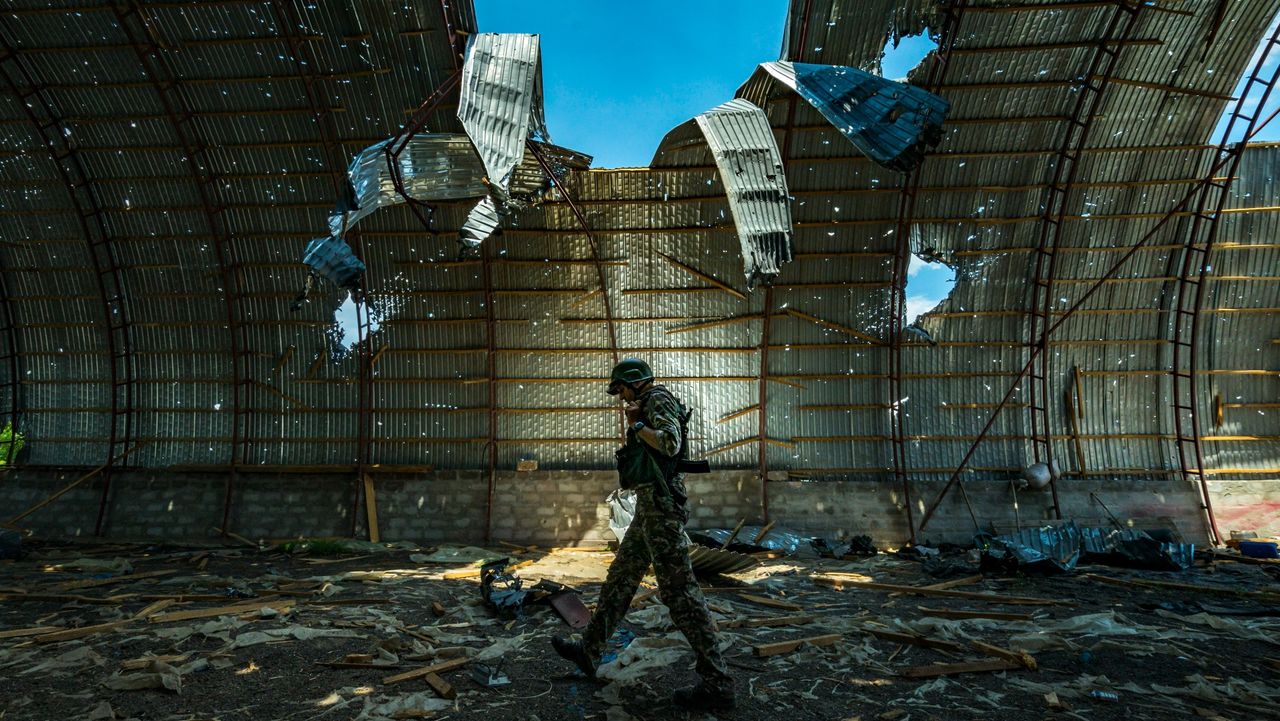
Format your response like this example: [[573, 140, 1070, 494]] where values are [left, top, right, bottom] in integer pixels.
[[0, 467, 1272, 546]]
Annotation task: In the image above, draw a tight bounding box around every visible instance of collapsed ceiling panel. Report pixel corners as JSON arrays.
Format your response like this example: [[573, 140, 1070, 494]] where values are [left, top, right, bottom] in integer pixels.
[[654, 98, 795, 283]]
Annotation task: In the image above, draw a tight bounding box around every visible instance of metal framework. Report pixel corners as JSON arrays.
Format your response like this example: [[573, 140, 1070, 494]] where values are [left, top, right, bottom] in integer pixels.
[[889, 0, 967, 546], [756, 0, 815, 523], [1027, 0, 1142, 518], [1171, 20, 1280, 547], [916, 90, 1280, 533], [111, 0, 249, 536], [0, 31, 134, 534], [0, 271, 20, 464]]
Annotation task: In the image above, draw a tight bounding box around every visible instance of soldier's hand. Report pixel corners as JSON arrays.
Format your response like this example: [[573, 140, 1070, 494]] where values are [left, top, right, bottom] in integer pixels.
[[624, 402, 644, 425]]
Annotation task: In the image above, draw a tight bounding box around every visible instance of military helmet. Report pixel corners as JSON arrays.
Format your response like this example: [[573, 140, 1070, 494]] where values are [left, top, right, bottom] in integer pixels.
[[608, 358, 654, 394]]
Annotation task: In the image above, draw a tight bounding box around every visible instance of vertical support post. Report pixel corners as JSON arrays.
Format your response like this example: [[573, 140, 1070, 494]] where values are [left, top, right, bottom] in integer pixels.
[[1027, 0, 1141, 521], [0, 273, 20, 466], [888, 0, 967, 545], [111, 1, 244, 538], [1170, 20, 1280, 547], [0, 34, 133, 534], [481, 237, 499, 544]]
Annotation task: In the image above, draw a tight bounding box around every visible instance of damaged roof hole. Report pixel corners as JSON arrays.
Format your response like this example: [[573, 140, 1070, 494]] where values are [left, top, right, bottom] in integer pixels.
[[473, 1, 785, 168], [905, 252, 956, 327], [879, 32, 938, 82], [1212, 12, 1280, 145]]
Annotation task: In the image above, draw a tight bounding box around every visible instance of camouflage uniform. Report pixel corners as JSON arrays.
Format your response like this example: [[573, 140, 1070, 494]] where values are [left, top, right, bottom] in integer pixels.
[[581, 385, 732, 693]]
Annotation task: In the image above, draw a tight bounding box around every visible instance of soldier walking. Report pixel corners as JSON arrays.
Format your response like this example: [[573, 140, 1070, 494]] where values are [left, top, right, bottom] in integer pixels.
[[552, 358, 735, 711]]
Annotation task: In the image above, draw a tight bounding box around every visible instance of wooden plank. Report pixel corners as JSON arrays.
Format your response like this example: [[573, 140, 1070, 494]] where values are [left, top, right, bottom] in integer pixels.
[[812, 576, 1059, 606], [54, 569, 178, 591], [971, 640, 1037, 670], [148, 599, 290, 624], [363, 474, 380, 544], [35, 619, 131, 643], [723, 614, 816, 629], [918, 607, 1035, 622], [0, 625, 63, 639], [383, 656, 469, 685], [424, 672, 456, 699], [737, 593, 804, 611], [753, 633, 842, 657], [862, 628, 965, 654], [121, 653, 189, 671], [0, 592, 130, 605], [899, 659, 1021, 678], [751, 521, 777, 544], [721, 518, 746, 549], [1084, 573, 1280, 601], [921, 575, 984, 591], [133, 598, 176, 620]]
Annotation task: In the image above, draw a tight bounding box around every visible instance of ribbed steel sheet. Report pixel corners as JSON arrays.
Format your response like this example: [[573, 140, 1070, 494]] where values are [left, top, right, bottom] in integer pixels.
[[0, 0, 1274, 502]]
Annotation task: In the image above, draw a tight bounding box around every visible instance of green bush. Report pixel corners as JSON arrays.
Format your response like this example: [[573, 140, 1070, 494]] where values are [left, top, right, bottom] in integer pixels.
[[0, 423, 22, 465]]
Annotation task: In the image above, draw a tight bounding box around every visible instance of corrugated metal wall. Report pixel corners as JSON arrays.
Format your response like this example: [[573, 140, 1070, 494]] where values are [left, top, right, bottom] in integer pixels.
[[0, 1, 1275, 504]]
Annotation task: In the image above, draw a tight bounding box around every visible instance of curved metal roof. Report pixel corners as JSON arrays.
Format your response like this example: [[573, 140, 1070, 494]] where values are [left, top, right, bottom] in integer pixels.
[[0, 1, 1276, 543]]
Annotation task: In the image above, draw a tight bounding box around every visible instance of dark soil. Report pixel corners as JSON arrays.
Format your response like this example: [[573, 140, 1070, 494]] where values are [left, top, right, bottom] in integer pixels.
[[1, 540, 1277, 721]]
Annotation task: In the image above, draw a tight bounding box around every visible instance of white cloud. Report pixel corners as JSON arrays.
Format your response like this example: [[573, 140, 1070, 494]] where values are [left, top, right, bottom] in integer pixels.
[[905, 295, 944, 324]]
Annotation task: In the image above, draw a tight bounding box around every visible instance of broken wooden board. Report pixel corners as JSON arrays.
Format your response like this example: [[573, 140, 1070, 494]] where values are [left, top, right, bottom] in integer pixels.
[[1084, 573, 1280, 602], [971, 640, 1037, 670], [861, 628, 965, 654], [737, 593, 804, 611], [383, 656, 469, 685], [121, 653, 190, 671], [918, 607, 1035, 622], [813, 576, 1059, 606], [723, 614, 816, 629], [148, 599, 292, 624], [753, 633, 842, 657], [423, 672, 456, 700], [53, 569, 178, 592], [133, 598, 176, 620], [899, 658, 1022, 678], [0, 625, 64, 640], [36, 619, 131, 643]]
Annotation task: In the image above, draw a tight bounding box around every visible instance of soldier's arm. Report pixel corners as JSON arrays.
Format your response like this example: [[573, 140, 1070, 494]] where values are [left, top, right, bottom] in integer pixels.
[[640, 395, 682, 457]]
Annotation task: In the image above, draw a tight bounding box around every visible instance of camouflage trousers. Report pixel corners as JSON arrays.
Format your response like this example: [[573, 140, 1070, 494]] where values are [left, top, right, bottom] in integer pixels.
[[582, 485, 731, 692]]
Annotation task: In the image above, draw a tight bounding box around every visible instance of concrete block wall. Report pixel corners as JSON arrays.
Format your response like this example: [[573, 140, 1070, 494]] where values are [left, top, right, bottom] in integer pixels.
[[0, 466, 1273, 546]]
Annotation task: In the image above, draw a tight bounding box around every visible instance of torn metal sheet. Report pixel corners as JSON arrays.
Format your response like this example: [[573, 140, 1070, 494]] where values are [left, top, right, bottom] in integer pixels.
[[981, 522, 1196, 574], [738, 61, 948, 172], [459, 196, 500, 247], [653, 98, 793, 284], [302, 235, 365, 290], [458, 33, 550, 193], [330, 134, 590, 239]]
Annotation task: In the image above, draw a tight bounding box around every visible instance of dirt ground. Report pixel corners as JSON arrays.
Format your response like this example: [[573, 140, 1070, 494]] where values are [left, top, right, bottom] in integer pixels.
[[1, 537, 1278, 721]]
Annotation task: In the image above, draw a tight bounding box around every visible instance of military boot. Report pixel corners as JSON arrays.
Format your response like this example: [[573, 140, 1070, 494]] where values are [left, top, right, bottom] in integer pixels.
[[551, 636, 597, 679], [672, 681, 736, 711]]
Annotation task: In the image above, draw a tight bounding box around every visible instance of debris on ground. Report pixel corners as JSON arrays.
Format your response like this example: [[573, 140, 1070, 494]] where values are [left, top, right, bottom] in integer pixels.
[[2, 537, 1278, 720]]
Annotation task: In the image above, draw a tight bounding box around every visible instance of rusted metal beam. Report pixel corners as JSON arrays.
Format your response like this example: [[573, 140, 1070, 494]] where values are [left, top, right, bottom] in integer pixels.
[[915, 136, 1280, 533], [0, 267, 20, 464], [888, 0, 967, 545], [111, 0, 247, 538], [268, 0, 382, 537], [1027, 0, 1142, 520], [1169, 19, 1280, 547], [0, 31, 133, 533]]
